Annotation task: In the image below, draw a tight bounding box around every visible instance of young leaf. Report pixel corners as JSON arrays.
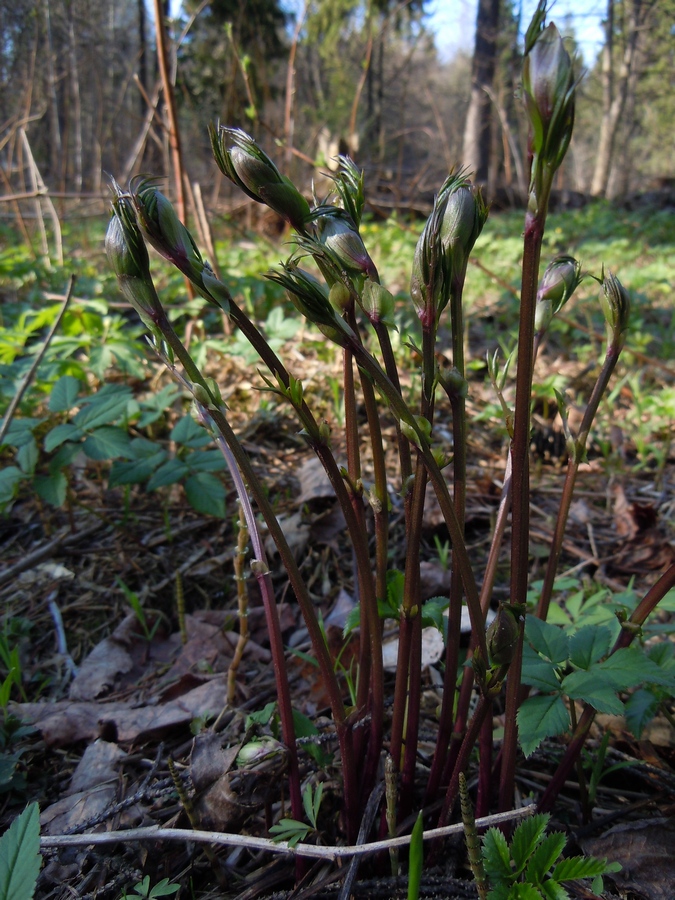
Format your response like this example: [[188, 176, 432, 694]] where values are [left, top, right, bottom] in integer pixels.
[[539, 882, 569, 900], [82, 426, 131, 460], [568, 625, 611, 670], [517, 695, 570, 757], [171, 415, 211, 448], [624, 688, 660, 738], [44, 423, 82, 452], [482, 827, 513, 880], [268, 818, 312, 848], [521, 646, 561, 692], [0, 467, 24, 507], [48, 374, 82, 412], [523, 830, 567, 883], [525, 617, 569, 665], [34, 472, 67, 508], [407, 811, 424, 900], [72, 387, 132, 430], [147, 459, 190, 490], [561, 671, 625, 715], [510, 813, 550, 874], [552, 855, 620, 882], [598, 647, 675, 691], [0, 801, 41, 900], [184, 472, 226, 517]]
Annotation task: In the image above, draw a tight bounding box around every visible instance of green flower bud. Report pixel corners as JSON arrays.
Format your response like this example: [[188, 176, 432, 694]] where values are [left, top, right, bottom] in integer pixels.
[[329, 282, 352, 313], [361, 281, 395, 325], [105, 195, 163, 325], [315, 209, 378, 280], [210, 125, 311, 231], [599, 271, 630, 345], [236, 737, 285, 769], [486, 604, 520, 667], [523, 20, 576, 172], [439, 182, 488, 280], [410, 195, 449, 328], [535, 255, 582, 332], [438, 366, 468, 399], [266, 263, 354, 347]]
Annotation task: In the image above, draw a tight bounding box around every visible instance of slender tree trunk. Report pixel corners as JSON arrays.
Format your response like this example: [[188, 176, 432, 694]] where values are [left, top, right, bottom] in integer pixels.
[[41, 0, 62, 181], [138, 0, 149, 119], [590, 0, 648, 197], [67, 15, 83, 194], [462, 0, 500, 183]]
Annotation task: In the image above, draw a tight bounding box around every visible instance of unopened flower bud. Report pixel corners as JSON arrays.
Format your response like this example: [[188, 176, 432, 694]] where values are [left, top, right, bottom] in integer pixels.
[[236, 737, 285, 768], [523, 21, 576, 171], [535, 255, 582, 332], [315, 210, 378, 280], [105, 196, 163, 324], [486, 604, 520, 667], [361, 281, 395, 325], [329, 282, 352, 313], [440, 183, 488, 280], [210, 126, 310, 231], [599, 271, 630, 344]]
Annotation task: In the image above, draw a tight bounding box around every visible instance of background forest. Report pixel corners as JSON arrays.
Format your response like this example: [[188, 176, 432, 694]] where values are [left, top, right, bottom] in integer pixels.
[[1, 0, 673, 219]]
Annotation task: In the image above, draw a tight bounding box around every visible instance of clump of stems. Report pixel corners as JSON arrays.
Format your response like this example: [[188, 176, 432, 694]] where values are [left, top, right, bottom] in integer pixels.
[[105, 0, 670, 863]]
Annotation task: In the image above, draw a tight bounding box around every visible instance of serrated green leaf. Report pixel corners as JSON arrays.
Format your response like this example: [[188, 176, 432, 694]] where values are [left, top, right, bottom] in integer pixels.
[[108, 454, 164, 487], [552, 855, 617, 882], [171, 415, 211, 448], [34, 472, 67, 507], [72, 386, 132, 429], [147, 459, 190, 490], [184, 473, 226, 517], [517, 695, 570, 757], [539, 881, 569, 900], [0, 467, 23, 507], [561, 672, 625, 715], [525, 617, 569, 665], [268, 818, 311, 848], [16, 437, 38, 475], [521, 646, 561, 692], [82, 426, 131, 461], [598, 647, 675, 691], [624, 688, 660, 738], [568, 625, 611, 670], [49, 375, 82, 412], [482, 827, 513, 880], [44, 423, 82, 452], [0, 801, 41, 900], [510, 813, 551, 874], [186, 449, 227, 473], [421, 596, 448, 632], [509, 884, 545, 898], [523, 830, 567, 883]]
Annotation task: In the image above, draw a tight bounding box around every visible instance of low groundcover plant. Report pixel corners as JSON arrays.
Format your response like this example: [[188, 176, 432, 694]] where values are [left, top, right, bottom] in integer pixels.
[[101, 0, 673, 886]]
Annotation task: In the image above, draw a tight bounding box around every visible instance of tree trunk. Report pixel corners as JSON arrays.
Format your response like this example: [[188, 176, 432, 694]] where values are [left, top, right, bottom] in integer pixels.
[[41, 0, 62, 181], [462, 0, 500, 184], [67, 16, 83, 194], [590, 0, 649, 197]]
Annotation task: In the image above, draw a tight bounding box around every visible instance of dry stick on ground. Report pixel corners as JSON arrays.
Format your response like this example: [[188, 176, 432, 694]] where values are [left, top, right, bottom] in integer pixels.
[[0, 276, 75, 447], [40, 803, 535, 860]]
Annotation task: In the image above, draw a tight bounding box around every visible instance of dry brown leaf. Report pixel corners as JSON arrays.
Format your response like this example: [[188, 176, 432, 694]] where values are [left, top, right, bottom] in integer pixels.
[[41, 782, 117, 836], [67, 740, 127, 795], [295, 456, 335, 505]]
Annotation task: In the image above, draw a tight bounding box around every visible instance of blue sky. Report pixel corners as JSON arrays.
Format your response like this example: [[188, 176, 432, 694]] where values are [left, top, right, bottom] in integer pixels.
[[429, 0, 606, 64]]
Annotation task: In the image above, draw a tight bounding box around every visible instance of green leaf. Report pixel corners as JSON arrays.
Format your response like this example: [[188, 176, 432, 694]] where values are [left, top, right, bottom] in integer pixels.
[[108, 449, 165, 487], [186, 450, 227, 473], [407, 811, 424, 900], [34, 472, 67, 507], [184, 473, 226, 517], [0, 801, 41, 900], [482, 827, 513, 881], [525, 617, 569, 665], [524, 830, 567, 883], [44, 423, 82, 452], [72, 385, 132, 429], [561, 672, 625, 715], [0, 467, 23, 507], [82, 426, 131, 461], [517, 695, 570, 758], [625, 688, 661, 738], [49, 374, 82, 412], [539, 882, 569, 900], [421, 596, 449, 632], [268, 818, 312, 848], [521, 646, 561, 692], [552, 855, 619, 882], [510, 813, 551, 874], [568, 625, 611, 670], [509, 885, 545, 899], [147, 459, 190, 490], [147, 877, 180, 898], [598, 647, 675, 691], [171, 415, 211, 448], [15, 436, 37, 475]]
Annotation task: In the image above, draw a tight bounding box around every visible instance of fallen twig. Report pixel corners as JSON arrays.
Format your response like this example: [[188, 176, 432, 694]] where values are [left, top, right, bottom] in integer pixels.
[[40, 804, 535, 860]]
